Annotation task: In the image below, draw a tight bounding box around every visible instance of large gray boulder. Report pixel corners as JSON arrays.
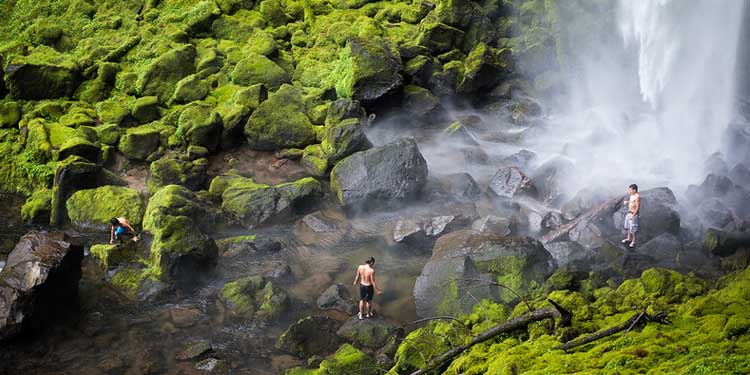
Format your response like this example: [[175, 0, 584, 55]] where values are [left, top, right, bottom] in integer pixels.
[[486, 167, 537, 200], [330, 138, 428, 210], [276, 316, 343, 358], [0, 231, 83, 340], [413, 230, 556, 317], [219, 176, 323, 228], [336, 316, 398, 349], [317, 283, 358, 315], [613, 187, 681, 242]]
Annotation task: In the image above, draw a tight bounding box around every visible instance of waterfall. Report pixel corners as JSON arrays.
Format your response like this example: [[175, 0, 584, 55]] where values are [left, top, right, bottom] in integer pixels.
[[526, 0, 747, 197]]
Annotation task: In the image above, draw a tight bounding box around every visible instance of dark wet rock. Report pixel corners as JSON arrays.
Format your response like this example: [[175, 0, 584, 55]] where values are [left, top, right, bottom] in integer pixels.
[[457, 43, 507, 94], [567, 217, 608, 250], [169, 306, 205, 328], [275, 316, 343, 358], [216, 235, 281, 257], [264, 262, 292, 280], [336, 316, 397, 349], [428, 173, 481, 201], [471, 215, 517, 236], [321, 117, 372, 164], [402, 85, 442, 118], [336, 37, 403, 103], [317, 283, 358, 315], [441, 120, 479, 145], [330, 138, 428, 210], [176, 340, 213, 361], [326, 98, 367, 127], [698, 198, 734, 229], [636, 233, 683, 265], [195, 358, 227, 373], [414, 230, 555, 316], [499, 149, 536, 170], [544, 241, 595, 267], [530, 157, 575, 206], [487, 167, 537, 200], [220, 176, 323, 228], [0, 231, 83, 340], [542, 197, 621, 247], [219, 275, 288, 320], [613, 187, 681, 242], [295, 209, 351, 247], [691, 174, 735, 199], [541, 211, 563, 234], [147, 157, 209, 194], [4, 47, 81, 99], [391, 210, 476, 246]]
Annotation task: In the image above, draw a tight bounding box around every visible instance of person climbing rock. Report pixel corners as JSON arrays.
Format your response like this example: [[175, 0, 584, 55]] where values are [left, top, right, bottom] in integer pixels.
[[621, 184, 640, 248], [353, 257, 383, 320], [110, 217, 138, 244]]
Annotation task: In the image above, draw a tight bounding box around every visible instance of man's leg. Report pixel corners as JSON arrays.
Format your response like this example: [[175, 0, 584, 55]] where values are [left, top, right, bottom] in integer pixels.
[[366, 301, 371, 317], [358, 299, 364, 319]]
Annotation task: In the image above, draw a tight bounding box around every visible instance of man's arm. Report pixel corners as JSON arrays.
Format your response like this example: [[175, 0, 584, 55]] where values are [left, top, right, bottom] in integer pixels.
[[353, 266, 360, 285], [372, 271, 383, 294], [109, 226, 115, 244], [633, 197, 640, 215]]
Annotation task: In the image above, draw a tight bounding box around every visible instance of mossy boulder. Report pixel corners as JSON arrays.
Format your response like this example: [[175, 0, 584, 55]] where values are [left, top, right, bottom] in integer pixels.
[[332, 37, 403, 103], [330, 138, 428, 209], [142, 185, 221, 283], [171, 74, 209, 104], [217, 104, 250, 149], [325, 98, 367, 127], [90, 243, 137, 270], [457, 43, 509, 94], [50, 157, 103, 226], [413, 230, 556, 317], [321, 118, 372, 164], [137, 44, 197, 103], [220, 176, 323, 228], [232, 83, 268, 111], [276, 316, 344, 358], [147, 157, 208, 193], [21, 188, 53, 224], [177, 102, 223, 151], [416, 22, 464, 54], [336, 317, 398, 348], [0, 102, 22, 129], [219, 275, 288, 320], [4, 46, 81, 99], [94, 124, 121, 146], [143, 184, 222, 233], [231, 53, 290, 90], [402, 85, 441, 117], [118, 124, 162, 161], [301, 144, 329, 176], [96, 98, 132, 126], [66, 185, 144, 231], [244, 84, 317, 150], [57, 137, 100, 163], [390, 321, 456, 374], [131, 96, 161, 124], [285, 344, 378, 375]]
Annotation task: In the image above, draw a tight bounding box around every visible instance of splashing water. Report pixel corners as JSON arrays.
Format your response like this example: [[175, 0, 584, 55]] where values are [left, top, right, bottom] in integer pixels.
[[526, 0, 746, 197]]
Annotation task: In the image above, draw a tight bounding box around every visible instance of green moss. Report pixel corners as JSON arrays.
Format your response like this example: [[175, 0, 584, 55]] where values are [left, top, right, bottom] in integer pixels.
[[118, 124, 162, 160], [231, 53, 291, 90], [90, 243, 137, 270], [220, 275, 288, 320], [0, 102, 23, 129], [137, 44, 197, 103], [244, 84, 317, 151], [301, 144, 329, 176], [21, 188, 53, 224], [66, 185, 144, 229]]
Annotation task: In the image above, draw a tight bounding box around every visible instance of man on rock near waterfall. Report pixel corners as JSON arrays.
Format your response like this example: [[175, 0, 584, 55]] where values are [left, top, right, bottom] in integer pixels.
[[621, 184, 640, 248], [353, 257, 383, 320]]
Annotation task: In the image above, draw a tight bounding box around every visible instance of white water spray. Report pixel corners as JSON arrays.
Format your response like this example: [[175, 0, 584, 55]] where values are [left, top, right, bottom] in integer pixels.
[[526, 0, 746, 198]]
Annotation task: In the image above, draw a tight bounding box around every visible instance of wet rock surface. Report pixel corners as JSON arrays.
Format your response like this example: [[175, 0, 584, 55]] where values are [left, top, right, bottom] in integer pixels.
[[0, 231, 83, 340]]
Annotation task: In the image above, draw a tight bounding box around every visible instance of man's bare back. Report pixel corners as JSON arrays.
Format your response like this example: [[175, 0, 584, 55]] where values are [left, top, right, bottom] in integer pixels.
[[357, 265, 375, 286]]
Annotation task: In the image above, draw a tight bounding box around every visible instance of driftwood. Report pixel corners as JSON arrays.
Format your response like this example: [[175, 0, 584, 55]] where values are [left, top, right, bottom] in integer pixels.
[[556, 310, 671, 351], [409, 299, 572, 375], [704, 228, 750, 256]]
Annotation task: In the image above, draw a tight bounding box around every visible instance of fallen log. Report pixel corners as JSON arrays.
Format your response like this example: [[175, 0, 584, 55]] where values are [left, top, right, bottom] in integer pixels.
[[556, 310, 670, 351], [409, 299, 571, 375]]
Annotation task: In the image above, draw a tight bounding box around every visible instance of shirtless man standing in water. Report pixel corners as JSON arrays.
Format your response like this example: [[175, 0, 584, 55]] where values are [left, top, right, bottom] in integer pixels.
[[353, 257, 383, 320]]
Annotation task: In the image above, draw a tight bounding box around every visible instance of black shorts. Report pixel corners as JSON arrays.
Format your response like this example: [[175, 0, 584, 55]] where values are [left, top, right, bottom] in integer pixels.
[[359, 284, 374, 302]]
